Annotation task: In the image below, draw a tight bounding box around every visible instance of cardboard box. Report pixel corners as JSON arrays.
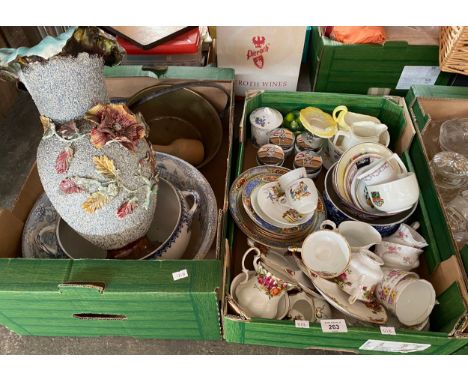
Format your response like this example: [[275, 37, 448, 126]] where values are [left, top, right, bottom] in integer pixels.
[[0, 68, 235, 340], [406, 85, 468, 279], [310, 27, 453, 96], [223, 90, 468, 354]]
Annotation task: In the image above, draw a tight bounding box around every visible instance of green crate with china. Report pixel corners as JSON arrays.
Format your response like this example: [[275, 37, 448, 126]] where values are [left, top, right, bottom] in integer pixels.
[[224, 90, 468, 354]]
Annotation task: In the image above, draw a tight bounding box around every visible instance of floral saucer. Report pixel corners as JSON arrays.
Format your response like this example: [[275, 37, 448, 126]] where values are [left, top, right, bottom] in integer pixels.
[[293, 255, 387, 324], [242, 176, 316, 234], [256, 181, 314, 227]]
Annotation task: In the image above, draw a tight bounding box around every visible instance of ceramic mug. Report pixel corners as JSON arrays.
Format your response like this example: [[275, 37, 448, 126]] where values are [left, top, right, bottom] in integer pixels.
[[236, 247, 291, 319], [249, 107, 283, 147], [334, 249, 384, 304], [284, 177, 318, 215], [289, 230, 351, 279], [287, 292, 317, 322], [385, 222, 428, 249], [332, 105, 383, 132], [374, 240, 423, 271], [367, 172, 420, 213], [376, 268, 419, 306], [319, 219, 382, 252]]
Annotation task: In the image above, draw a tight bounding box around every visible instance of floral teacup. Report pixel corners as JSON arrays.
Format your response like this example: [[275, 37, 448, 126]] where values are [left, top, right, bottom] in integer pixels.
[[374, 241, 423, 271], [376, 268, 418, 306]]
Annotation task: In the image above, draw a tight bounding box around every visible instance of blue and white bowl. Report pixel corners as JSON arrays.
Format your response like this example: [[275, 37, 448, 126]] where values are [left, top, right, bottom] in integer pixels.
[[323, 163, 417, 237]]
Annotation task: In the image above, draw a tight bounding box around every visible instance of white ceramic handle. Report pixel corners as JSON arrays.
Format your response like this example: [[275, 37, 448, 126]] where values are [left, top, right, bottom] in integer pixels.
[[241, 247, 261, 284], [390, 153, 408, 174], [332, 129, 349, 147], [320, 219, 337, 231], [411, 221, 420, 230], [180, 190, 200, 223]]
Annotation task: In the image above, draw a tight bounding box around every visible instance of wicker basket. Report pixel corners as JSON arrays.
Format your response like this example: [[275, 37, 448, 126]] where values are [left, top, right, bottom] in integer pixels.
[[440, 26, 468, 75]]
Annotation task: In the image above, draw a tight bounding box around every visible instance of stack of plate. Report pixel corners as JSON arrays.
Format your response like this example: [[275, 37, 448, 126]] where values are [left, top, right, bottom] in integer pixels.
[[229, 166, 327, 249], [323, 143, 418, 236]]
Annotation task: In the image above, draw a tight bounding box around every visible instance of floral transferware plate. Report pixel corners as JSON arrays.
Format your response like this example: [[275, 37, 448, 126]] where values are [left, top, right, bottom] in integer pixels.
[[230, 166, 326, 249], [242, 175, 315, 234], [256, 181, 314, 227], [293, 255, 387, 324]]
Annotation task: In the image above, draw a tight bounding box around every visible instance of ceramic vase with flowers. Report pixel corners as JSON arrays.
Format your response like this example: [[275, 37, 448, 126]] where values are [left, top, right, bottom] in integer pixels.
[[1, 27, 159, 250]]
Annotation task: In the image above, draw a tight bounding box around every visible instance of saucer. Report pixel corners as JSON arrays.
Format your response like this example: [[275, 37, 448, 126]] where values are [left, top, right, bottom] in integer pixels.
[[242, 174, 314, 233], [342, 153, 382, 202], [256, 182, 314, 227]]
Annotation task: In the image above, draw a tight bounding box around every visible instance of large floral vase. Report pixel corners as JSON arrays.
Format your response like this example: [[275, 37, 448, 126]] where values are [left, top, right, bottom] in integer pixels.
[[37, 104, 159, 250]]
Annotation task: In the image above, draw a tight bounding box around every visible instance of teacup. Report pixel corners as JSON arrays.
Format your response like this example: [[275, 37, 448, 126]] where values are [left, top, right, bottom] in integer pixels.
[[289, 230, 351, 279], [367, 172, 419, 213], [235, 247, 291, 319], [333, 249, 384, 304], [284, 177, 318, 215], [320, 219, 382, 252], [374, 240, 423, 271], [250, 107, 283, 147], [357, 153, 407, 188], [287, 292, 317, 322], [385, 222, 428, 249], [381, 277, 436, 327], [376, 268, 419, 306], [278, 167, 307, 191], [332, 105, 383, 132]]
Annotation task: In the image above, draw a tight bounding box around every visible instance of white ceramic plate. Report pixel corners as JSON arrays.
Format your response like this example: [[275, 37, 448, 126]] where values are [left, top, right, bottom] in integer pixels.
[[256, 182, 314, 227], [342, 153, 382, 203], [334, 143, 393, 201]]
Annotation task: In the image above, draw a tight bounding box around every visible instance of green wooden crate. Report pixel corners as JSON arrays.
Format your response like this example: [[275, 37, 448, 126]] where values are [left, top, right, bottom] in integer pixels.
[[0, 68, 235, 340], [405, 85, 468, 279], [310, 27, 453, 96], [223, 90, 468, 354]]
